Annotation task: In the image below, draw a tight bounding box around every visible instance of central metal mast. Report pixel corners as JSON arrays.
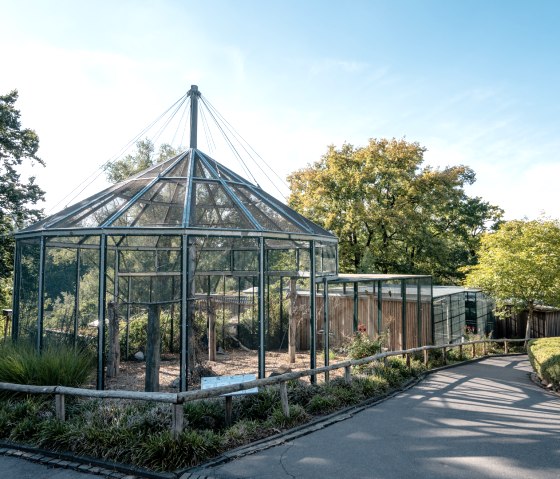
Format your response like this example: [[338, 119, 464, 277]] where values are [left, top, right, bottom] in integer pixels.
[[188, 85, 200, 148]]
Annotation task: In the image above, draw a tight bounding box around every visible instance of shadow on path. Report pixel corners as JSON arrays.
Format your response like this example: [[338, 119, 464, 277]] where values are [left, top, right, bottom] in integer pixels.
[[197, 356, 560, 479]]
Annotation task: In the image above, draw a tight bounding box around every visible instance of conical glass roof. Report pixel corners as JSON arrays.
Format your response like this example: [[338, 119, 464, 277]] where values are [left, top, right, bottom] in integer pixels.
[[20, 148, 335, 239]]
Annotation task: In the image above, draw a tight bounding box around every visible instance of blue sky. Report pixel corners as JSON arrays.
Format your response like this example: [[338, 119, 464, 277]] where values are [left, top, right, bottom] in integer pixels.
[[2, 0, 559, 219]]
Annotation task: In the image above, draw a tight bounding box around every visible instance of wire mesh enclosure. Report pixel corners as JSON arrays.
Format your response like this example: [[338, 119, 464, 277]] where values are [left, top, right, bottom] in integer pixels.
[[13, 137, 338, 391]]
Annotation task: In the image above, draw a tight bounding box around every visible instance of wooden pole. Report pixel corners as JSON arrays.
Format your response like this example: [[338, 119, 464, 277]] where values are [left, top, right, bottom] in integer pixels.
[[55, 394, 65, 421], [225, 396, 233, 426], [146, 304, 161, 392], [171, 403, 184, 439], [106, 302, 120, 379], [288, 278, 297, 364], [279, 382, 290, 418]]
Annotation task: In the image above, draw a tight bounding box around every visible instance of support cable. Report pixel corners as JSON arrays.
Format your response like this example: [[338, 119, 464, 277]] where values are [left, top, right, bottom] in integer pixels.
[[200, 95, 289, 198]]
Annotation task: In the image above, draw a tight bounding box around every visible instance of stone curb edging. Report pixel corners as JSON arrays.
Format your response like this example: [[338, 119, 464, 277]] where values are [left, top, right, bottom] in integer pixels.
[[0, 441, 176, 479]]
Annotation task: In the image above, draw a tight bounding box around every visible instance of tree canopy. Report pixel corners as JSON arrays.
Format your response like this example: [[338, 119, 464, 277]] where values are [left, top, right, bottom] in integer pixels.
[[288, 138, 502, 283], [104, 139, 179, 183], [464, 218, 560, 337], [0, 90, 45, 307]]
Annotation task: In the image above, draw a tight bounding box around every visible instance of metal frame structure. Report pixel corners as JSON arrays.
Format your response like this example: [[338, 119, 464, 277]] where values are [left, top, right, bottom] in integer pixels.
[[12, 85, 338, 391]]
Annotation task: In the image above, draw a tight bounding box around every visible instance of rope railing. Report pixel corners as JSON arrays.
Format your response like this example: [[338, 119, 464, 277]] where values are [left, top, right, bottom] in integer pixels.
[[0, 338, 528, 439]]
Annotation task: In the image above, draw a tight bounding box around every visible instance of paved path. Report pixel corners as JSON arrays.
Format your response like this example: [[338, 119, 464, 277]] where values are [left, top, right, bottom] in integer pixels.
[[194, 356, 560, 479], [0, 454, 104, 479]]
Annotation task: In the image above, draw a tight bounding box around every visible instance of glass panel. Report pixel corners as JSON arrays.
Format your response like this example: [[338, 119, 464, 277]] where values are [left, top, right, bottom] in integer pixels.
[[165, 155, 191, 177], [17, 239, 40, 343], [231, 185, 305, 233], [138, 155, 180, 178], [113, 180, 186, 227], [191, 181, 252, 229], [55, 180, 151, 228], [43, 246, 78, 347], [194, 158, 213, 178]]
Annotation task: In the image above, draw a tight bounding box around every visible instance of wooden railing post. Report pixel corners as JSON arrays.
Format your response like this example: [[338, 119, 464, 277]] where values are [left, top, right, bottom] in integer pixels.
[[458, 344, 463, 359], [225, 396, 233, 426], [171, 403, 184, 439], [504, 340, 509, 354], [472, 342, 476, 358], [483, 341, 487, 356], [344, 365, 352, 384], [279, 382, 290, 418], [423, 349, 429, 366], [55, 394, 65, 421], [442, 347, 447, 365], [406, 353, 411, 368]]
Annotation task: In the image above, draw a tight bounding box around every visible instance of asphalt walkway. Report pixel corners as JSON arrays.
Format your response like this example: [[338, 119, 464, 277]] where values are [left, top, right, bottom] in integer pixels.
[[191, 355, 560, 479]]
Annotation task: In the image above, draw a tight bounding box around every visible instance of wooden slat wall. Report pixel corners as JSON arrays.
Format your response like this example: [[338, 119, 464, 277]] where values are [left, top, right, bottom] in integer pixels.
[[294, 294, 433, 351], [495, 309, 560, 339]]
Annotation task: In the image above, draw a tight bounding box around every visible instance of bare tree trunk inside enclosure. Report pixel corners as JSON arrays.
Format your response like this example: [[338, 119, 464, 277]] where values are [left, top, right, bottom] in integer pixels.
[[106, 302, 120, 379], [288, 278, 298, 364], [146, 304, 161, 392], [208, 300, 216, 361]]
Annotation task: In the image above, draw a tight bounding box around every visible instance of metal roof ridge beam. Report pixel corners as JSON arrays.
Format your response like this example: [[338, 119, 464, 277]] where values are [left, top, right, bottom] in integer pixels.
[[181, 148, 196, 227]]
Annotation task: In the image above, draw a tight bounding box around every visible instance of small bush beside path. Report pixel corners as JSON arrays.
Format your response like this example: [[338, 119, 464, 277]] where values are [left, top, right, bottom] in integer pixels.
[[528, 337, 560, 391]]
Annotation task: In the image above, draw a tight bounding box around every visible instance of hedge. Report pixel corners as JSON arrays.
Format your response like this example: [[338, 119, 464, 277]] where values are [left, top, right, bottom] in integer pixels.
[[527, 337, 560, 390]]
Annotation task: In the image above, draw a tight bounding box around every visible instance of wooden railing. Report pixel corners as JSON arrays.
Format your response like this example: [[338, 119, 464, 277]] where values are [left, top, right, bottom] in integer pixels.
[[0, 338, 528, 439]]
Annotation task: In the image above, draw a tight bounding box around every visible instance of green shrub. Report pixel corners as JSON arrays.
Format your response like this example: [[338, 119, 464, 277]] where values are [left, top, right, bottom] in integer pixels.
[[222, 419, 262, 448], [528, 338, 560, 389], [184, 399, 225, 431], [306, 394, 338, 414], [0, 341, 95, 387], [236, 387, 280, 421], [268, 404, 309, 429], [347, 332, 382, 360]]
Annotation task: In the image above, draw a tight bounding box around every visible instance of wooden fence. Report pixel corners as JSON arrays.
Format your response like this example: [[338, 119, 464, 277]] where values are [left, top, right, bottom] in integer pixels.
[[295, 294, 432, 351], [0, 338, 527, 440]]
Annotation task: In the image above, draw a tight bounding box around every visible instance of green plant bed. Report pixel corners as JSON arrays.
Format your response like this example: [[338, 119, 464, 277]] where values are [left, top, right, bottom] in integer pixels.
[[0, 341, 95, 388], [528, 337, 560, 390], [0, 356, 425, 472]]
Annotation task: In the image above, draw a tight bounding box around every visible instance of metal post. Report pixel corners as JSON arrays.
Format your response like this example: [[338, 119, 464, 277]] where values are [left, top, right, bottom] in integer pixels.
[[258, 237, 265, 378], [401, 280, 407, 350], [353, 282, 359, 332], [73, 248, 81, 348], [189, 85, 199, 149], [377, 280, 382, 337], [310, 241, 317, 383], [180, 234, 189, 391], [279, 276, 283, 341], [323, 277, 329, 382], [416, 279, 422, 347], [37, 236, 46, 352], [126, 276, 131, 359], [96, 234, 107, 390], [11, 241, 22, 342]]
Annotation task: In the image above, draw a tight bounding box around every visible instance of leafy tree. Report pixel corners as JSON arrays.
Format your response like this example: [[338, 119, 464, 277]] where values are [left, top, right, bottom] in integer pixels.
[[104, 138, 180, 183], [0, 90, 45, 308], [464, 219, 560, 338], [288, 138, 502, 283]]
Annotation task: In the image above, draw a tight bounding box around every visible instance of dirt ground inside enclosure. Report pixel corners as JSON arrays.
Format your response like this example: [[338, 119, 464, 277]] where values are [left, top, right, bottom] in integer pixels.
[[104, 349, 347, 392]]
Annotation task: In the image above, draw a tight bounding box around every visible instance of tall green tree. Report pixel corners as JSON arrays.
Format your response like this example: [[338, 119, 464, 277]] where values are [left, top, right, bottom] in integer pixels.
[[288, 138, 502, 282], [104, 139, 179, 183], [0, 90, 45, 307], [465, 219, 560, 338]]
